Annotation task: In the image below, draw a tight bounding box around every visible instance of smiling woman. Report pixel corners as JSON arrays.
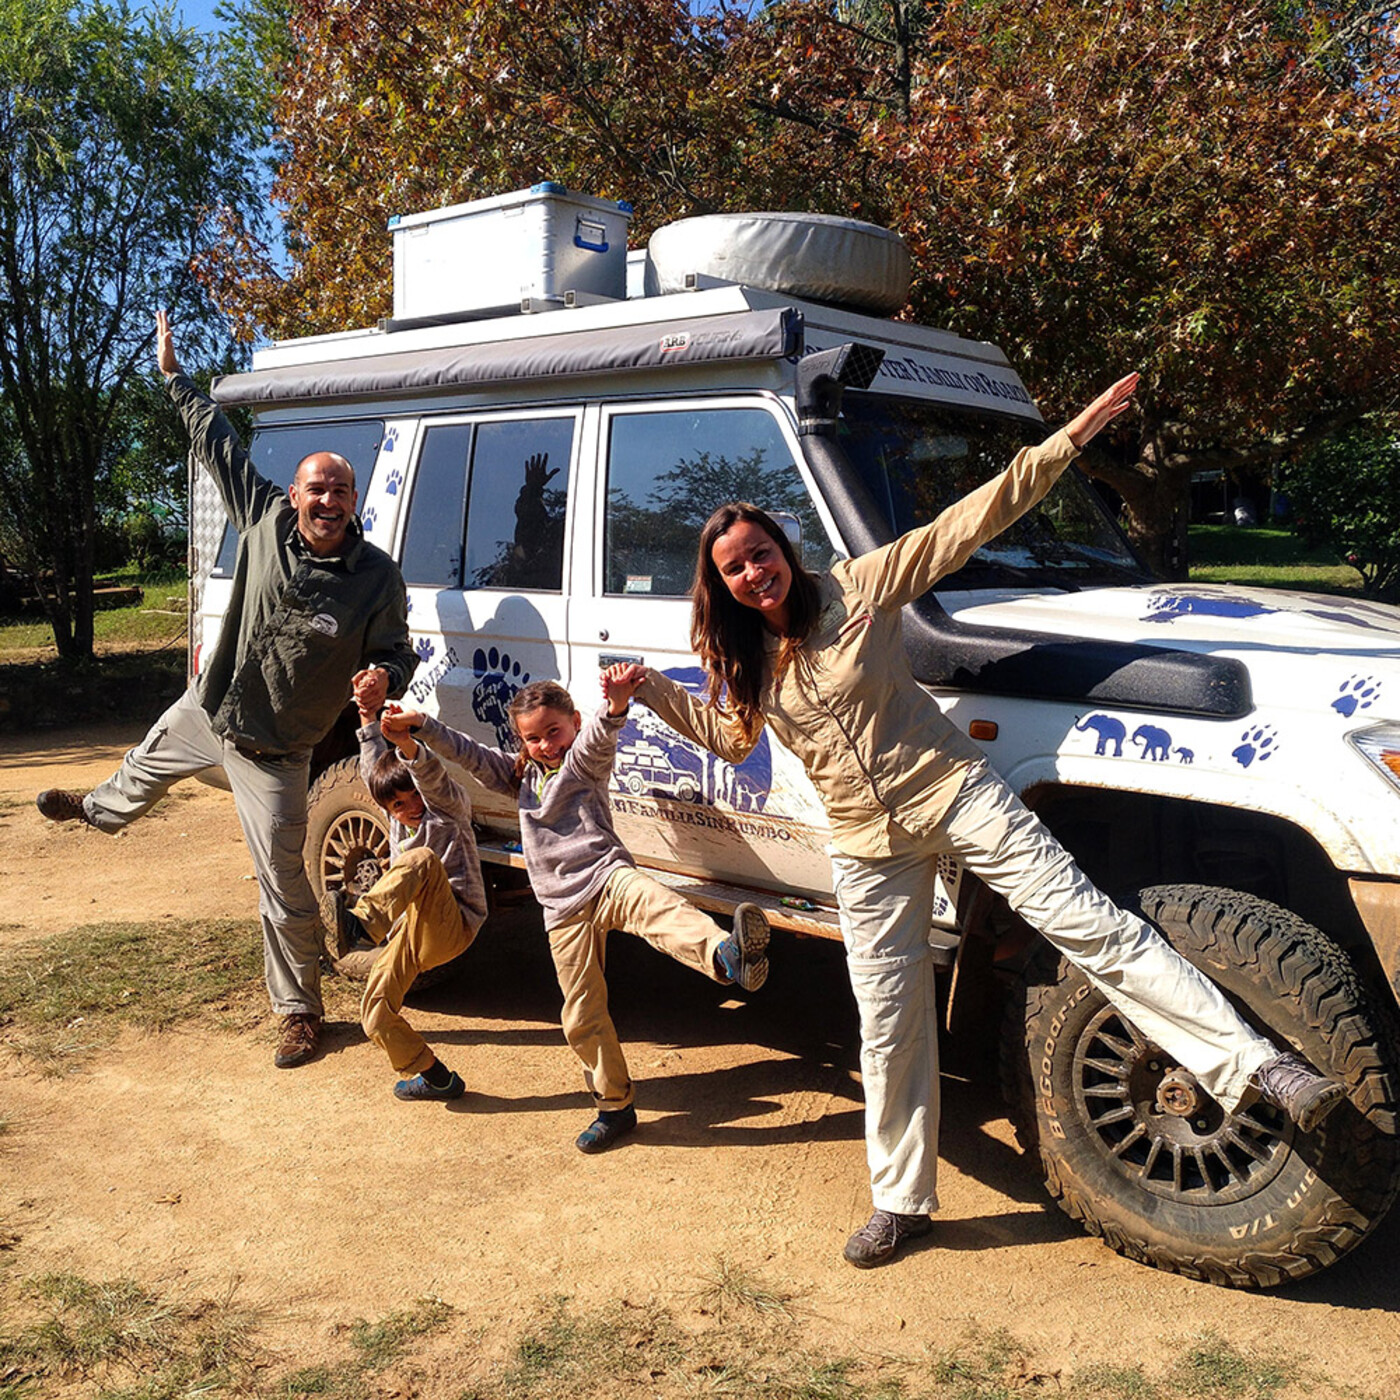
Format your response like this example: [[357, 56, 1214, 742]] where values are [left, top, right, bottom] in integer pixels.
[[636, 373, 1349, 1270]]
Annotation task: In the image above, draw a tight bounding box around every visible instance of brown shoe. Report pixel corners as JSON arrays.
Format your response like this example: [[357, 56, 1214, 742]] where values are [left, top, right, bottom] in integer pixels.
[[36, 789, 95, 825], [273, 1013, 322, 1069]]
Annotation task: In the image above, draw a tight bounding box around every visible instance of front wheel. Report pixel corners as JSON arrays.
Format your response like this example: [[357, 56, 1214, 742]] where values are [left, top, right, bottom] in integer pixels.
[[1002, 883, 1400, 1287]]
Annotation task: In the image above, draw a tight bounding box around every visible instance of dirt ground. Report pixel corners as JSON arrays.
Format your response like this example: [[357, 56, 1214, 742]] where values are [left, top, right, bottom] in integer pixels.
[[2, 721, 1398, 1391]]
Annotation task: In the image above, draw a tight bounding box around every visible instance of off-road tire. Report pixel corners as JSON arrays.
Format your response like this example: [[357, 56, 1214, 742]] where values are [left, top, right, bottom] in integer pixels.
[[304, 757, 467, 991], [1002, 883, 1400, 1287]]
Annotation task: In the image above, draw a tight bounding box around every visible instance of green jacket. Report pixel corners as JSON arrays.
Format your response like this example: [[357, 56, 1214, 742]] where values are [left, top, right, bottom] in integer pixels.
[[172, 373, 417, 757]]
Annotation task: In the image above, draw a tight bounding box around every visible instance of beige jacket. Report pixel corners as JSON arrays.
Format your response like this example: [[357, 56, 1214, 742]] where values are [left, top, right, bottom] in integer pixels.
[[636, 429, 1081, 858]]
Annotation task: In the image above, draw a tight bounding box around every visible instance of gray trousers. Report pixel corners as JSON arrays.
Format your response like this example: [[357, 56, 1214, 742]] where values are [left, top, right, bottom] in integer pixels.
[[831, 761, 1275, 1217], [83, 687, 322, 1018]]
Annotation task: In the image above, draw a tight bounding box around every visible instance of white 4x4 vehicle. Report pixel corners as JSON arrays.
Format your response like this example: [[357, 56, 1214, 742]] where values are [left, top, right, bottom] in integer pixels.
[[191, 192, 1400, 1287]]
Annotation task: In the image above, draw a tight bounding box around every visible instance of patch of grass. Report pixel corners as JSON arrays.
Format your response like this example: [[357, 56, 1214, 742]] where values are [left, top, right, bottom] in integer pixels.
[[0, 918, 264, 1073], [1186, 525, 1361, 596], [694, 1255, 801, 1320], [930, 1327, 1029, 1400], [1071, 1361, 1161, 1400], [1167, 1334, 1298, 1399], [0, 1272, 263, 1398], [348, 1297, 453, 1369], [0, 568, 188, 654], [273, 1299, 455, 1400]]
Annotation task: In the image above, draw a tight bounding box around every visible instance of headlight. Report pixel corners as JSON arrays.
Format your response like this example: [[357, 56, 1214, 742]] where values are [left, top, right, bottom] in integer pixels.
[[1349, 723, 1400, 794]]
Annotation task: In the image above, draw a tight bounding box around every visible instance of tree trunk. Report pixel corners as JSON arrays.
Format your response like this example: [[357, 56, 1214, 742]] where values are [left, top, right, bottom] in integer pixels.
[[1079, 423, 1192, 582]]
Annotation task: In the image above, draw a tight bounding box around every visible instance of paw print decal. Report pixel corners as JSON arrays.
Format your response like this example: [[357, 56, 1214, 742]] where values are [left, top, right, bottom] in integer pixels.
[[1333, 675, 1380, 718], [383, 466, 403, 496], [473, 646, 531, 747], [382, 425, 400, 454], [361, 504, 377, 531], [414, 636, 436, 663], [1232, 724, 1279, 769]]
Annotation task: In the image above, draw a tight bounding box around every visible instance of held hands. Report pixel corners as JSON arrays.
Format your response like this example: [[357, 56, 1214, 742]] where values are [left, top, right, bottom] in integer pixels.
[[351, 666, 390, 717], [602, 662, 647, 716], [155, 309, 180, 380], [379, 704, 424, 758], [1064, 372, 1139, 450]]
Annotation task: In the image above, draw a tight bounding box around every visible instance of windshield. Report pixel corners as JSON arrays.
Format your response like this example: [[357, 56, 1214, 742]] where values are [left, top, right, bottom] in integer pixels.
[[837, 394, 1150, 589]]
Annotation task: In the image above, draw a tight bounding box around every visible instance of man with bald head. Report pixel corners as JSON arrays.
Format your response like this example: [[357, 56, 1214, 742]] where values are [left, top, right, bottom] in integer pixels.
[[36, 312, 417, 1069]]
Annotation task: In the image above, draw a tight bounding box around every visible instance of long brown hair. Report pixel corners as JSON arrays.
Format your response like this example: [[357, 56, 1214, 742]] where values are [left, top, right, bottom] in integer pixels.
[[507, 679, 578, 780], [690, 502, 821, 738]]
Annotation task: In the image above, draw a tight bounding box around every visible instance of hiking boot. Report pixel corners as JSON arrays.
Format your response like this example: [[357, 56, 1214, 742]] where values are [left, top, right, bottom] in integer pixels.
[[36, 789, 95, 826], [575, 1104, 637, 1154], [842, 1209, 933, 1269], [394, 1070, 466, 1102], [273, 1013, 322, 1069], [1251, 1052, 1347, 1133], [713, 902, 770, 991], [319, 888, 367, 963]]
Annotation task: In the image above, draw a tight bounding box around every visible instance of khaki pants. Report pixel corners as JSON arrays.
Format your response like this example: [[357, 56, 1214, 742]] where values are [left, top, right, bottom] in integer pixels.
[[84, 686, 321, 1018], [548, 866, 729, 1110], [832, 761, 1275, 1217], [353, 847, 478, 1076]]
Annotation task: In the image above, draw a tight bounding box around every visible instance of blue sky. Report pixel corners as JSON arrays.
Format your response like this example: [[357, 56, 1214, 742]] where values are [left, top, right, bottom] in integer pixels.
[[172, 0, 227, 31]]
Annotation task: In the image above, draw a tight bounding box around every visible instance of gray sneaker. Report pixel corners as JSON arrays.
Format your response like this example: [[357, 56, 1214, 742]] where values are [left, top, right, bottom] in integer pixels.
[[843, 1209, 933, 1269], [1252, 1052, 1347, 1133], [714, 902, 770, 991]]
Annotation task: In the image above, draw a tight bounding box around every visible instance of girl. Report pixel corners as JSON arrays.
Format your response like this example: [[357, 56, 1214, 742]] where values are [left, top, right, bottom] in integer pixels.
[[635, 372, 1344, 1266], [381, 664, 770, 1153]]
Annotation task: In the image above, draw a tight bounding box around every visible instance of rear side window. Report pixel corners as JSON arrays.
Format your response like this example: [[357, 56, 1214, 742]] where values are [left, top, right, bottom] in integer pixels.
[[464, 418, 574, 590], [604, 406, 833, 596], [211, 418, 384, 576], [399, 416, 575, 591]]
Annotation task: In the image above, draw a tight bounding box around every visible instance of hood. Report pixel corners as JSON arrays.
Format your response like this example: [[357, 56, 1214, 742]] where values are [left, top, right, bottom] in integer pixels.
[[943, 583, 1400, 656]]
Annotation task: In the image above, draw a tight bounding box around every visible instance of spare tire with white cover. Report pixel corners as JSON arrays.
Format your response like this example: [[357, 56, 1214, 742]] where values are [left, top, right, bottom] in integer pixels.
[[645, 212, 911, 316]]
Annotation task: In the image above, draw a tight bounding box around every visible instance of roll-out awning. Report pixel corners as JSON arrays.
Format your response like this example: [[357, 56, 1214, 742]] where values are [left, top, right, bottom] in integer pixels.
[[212, 307, 804, 408]]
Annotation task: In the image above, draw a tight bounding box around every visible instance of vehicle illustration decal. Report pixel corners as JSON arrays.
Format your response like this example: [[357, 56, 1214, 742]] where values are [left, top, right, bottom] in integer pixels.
[[1073, 714, 1193, 764], [1334, 675, 1381, 717], [472, 646, 530, 747], [1142, 588, 1396, 633], [620, 666, 774, 812], [1232, 723, 1279, 768], [1074, 713, 1125, 756], [1131, 723, 1172, 761]]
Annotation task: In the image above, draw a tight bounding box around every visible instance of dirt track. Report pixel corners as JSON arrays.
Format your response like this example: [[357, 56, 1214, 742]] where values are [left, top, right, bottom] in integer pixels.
[[2, 722, 1398, 1389]]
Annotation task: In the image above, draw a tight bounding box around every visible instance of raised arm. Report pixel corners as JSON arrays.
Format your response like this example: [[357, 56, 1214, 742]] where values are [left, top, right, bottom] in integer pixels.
[[404, 742, 475, 826], [843, 373, 1139, 610], [635, 670, 763, 766], [416, 714, 519, 797], [157, 310, 281, 533]]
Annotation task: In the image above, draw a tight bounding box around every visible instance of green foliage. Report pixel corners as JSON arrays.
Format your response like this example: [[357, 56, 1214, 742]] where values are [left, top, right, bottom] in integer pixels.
[[217, 0, 1400, 578], [1283, 420, 1400, 602], [0, 0, 269, 660]]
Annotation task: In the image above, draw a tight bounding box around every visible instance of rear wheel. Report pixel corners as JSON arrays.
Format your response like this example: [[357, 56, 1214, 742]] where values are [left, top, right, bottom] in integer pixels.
[[1002, 883, 1400, 1287]]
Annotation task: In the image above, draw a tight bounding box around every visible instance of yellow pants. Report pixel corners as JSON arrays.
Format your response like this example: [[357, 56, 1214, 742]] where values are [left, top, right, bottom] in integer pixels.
[[547, 866, 728, 1110], [352, 847, 479, 1076]]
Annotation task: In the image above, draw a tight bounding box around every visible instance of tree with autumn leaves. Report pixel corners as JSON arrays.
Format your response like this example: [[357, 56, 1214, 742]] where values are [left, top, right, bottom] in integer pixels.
[[211, 0, 1400, 577]]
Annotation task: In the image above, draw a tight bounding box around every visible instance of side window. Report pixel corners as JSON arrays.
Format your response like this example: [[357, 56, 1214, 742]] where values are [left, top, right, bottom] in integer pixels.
[[212, 418, 384, 575], [604, 407, 833, 596], [400, 425, 472, 587], [464, 418, 574, 590]]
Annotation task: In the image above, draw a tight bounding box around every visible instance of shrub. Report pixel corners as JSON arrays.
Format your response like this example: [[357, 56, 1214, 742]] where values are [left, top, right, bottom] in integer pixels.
[[1284, 421, 1400, 602]]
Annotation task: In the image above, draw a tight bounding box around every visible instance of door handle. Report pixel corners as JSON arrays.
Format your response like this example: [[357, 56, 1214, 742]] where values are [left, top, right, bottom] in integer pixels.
[[599, 653, 644, 668]]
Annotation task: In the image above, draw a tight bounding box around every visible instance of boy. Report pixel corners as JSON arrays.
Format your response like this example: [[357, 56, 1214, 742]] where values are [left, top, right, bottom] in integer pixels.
[[320, 681, 489, 1100]]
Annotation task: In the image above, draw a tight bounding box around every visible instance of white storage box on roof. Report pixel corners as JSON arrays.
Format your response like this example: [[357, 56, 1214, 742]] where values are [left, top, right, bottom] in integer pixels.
[[389, 182, 633, 322]]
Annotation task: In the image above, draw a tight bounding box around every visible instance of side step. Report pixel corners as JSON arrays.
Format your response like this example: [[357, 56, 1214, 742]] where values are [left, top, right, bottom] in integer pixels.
[[477, 838, 958, 967]]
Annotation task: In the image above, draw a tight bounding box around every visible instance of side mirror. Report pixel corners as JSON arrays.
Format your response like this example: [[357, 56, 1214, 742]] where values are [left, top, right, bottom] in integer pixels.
[[769, 510, 802, 551]]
